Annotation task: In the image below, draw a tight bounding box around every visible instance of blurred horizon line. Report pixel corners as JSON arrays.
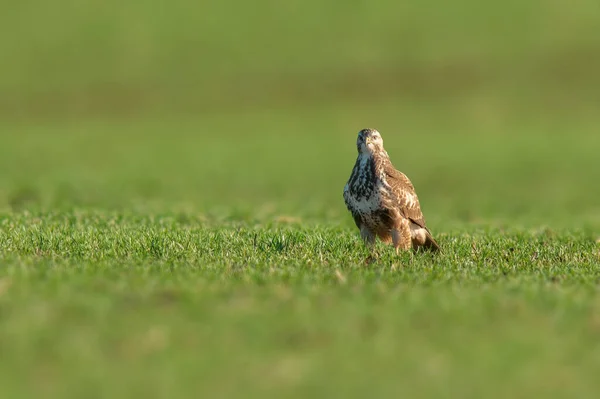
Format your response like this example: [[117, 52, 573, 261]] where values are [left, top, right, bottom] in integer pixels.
[[2, 48, 599, 121]]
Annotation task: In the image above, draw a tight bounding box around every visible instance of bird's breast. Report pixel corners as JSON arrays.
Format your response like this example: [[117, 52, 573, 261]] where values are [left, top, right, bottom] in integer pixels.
[[344, 154, 395, 214], [345, 179, 389, 213]]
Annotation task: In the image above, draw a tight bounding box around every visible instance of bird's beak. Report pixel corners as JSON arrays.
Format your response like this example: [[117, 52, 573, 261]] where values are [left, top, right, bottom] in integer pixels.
[[365, 137, 372, 145]]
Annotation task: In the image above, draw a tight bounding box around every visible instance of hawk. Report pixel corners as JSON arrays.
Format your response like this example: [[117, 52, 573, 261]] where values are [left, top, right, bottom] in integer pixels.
[[343, 128, 440, 253]]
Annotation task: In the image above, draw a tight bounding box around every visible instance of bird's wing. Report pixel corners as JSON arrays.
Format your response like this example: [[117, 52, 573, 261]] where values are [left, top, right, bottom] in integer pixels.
[[383, 162, 427, 229]]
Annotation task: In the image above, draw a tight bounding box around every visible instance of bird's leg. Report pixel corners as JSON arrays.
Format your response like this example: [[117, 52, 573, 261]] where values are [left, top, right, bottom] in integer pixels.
[[360, 225, 376, 248], [360, 225, 378, 264], [392, 220, 412, 254]]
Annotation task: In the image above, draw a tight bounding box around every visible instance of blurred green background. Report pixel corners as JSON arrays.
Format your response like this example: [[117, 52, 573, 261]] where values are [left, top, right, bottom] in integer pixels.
[[1, 0, 599, 228], [2, 2, 600, 398], [3, 0, 600, 115]]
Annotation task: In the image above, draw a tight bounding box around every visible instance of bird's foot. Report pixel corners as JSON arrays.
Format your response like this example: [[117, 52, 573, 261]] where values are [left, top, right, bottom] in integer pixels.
[[364, 253, 378, 265]]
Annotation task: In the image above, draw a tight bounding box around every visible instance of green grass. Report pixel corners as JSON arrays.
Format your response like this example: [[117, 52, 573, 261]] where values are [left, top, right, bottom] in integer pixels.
[[1, 104, 600, 398], [2, 0, 600, 397], [1, 212, 599, 398]]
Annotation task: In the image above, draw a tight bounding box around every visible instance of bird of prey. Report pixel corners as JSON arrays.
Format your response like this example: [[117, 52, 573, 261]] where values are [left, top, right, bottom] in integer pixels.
[[343, 128, 440, 253]]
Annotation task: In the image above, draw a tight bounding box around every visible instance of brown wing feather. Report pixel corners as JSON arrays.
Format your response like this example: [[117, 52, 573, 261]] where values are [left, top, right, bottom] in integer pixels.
[[383, 161, 427, 228], [383, 161, 440, 251]]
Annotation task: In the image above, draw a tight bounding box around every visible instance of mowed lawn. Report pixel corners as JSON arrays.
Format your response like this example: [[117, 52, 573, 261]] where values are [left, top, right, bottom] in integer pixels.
[[1, 101, 599, 398]]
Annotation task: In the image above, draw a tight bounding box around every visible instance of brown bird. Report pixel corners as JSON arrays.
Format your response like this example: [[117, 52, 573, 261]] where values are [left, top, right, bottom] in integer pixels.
[[343, 128, 440, 253]]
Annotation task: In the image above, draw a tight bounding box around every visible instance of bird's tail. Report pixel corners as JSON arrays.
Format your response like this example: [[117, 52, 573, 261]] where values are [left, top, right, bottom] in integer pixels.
[[422, 231, 441, 252]]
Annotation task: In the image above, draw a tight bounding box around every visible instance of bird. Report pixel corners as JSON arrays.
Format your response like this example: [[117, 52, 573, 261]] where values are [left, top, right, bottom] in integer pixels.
[[343, 128, 440, 253]]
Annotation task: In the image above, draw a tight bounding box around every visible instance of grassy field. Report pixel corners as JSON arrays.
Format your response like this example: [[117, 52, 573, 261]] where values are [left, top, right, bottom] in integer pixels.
[[2, 0, 600, 398], [1, 111, 599, 398]]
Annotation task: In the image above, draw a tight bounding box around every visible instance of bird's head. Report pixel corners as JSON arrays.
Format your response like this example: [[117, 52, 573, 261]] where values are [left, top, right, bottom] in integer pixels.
[[356, 128, 384, 154]]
